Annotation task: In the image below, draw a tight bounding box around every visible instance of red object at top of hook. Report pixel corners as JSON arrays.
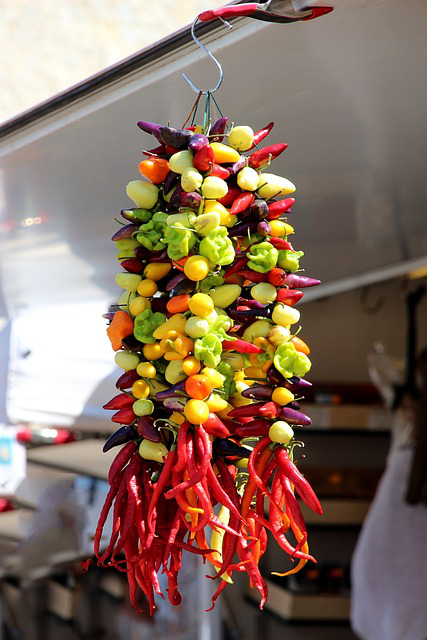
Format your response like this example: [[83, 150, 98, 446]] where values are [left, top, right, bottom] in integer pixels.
[[198, 5, 258, 22], [302, 6, 334, 20]]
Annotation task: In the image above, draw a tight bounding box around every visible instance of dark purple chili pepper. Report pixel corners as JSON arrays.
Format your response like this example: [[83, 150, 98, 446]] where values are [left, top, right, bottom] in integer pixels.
[[162, 397, 186, 412], [150, 297, 169, 313], [230, 307, 272, 320], [116, 370, 140, 390], [226, 155, 247, 177], [169, 277, 194, 297], [209, 116, 228, 142], [188, 133, 209, 153], [163, 170, 180, 194], [160, 126, 191, 149], [257, 221, 272, 237], [156, 380, 187, 400], [213, 438, 251, 459], [180, 191, 203, 210], [281, 407, 312, 426], [241, 385, 273, 400], [103, 425, 135, 453], [228, 220, 258, 238], [250, 199, 269, 219], [236, 297, 265, 309], [169, 184, 184, 211], [142, 144, 167, 158], [133, 245, 152, 260], [121, 335, 141, 351], [149, 249, 169, 263], [166, 273, 186, 293], [137, 417, 161, 443], [103, 312, 115, 322], [137, 121, 164, 143], [111, 224, 140, 242]]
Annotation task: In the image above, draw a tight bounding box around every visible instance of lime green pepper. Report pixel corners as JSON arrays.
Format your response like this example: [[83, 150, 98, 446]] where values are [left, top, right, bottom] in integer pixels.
[[247, 242, 278, 273], [199, 227, 235, 266], [163, 222, 196, 260], [273, 341, 311, 379], [278, 249, 304, 272]]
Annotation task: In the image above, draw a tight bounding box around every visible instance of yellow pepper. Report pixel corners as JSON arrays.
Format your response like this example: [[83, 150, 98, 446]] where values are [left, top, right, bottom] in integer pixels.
[[153, 313, 187, 340], [249, 337, 275, 371], [210, 142, 241, 164], [160, 330, 194, 361]]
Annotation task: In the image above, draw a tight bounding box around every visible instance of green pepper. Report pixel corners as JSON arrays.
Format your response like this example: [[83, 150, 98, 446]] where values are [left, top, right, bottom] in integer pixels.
[[133, 209, 152, 223], [194, 334, 222, 368], [247, 242, 278, 273], [199, 226, 235, 266], [163, 222, 196, 260], [210, 313, 233, 341], [216, 362, 236, 400], [136, 212, 168, 251], [199, 272, 225, 292], [278, 249, 304, 272], [134, 309, 167, 344], [273, 341, 311, 379]]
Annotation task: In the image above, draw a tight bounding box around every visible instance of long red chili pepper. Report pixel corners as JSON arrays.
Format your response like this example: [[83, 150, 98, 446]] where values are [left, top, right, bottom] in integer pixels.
[[222, 339, 263, 354], [238, 269, 268, 283], [103, 393, 135, 410], [274, 448, 323, 515], [230, 192, 255, 216], [94, 470, 124, 560], [267, 197, 295, 219], [249, 143, 288, 169], [147, 449, 177, 533], [108, 441, 137, 485], [269, 237, 294, 251], [223, 256, 248, 279], [249, 122, 275, 150]]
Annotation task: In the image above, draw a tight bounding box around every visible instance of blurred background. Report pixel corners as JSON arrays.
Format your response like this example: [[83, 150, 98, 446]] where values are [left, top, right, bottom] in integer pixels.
[[0, 1, 426, 639]]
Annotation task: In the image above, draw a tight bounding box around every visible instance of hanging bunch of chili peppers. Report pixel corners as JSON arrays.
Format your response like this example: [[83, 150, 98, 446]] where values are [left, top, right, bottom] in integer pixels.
[[97, 103, 323, 613], [96, 1, 335, 613]]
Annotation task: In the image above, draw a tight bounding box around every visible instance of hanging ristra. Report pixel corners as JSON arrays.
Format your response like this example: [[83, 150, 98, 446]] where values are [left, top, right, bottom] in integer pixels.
[[95, 2, 332, 615]]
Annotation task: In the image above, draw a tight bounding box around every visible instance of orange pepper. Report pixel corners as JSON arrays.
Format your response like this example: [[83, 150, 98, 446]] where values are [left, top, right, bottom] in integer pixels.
[[106, 310, 134, 351], [166, 294, 190, 314], [172, 256, 189, 272], [185, 374, 212, 400], [291, 335, 310, 355], [138, 157, 170, 184], [249, 337, 275, 370]]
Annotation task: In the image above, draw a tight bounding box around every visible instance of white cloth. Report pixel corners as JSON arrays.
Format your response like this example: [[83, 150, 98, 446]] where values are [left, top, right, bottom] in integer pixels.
[[351, 446, 427, 640]]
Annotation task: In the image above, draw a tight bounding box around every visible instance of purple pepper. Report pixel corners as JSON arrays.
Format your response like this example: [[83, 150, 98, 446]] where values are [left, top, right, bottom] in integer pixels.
[[241, 385, 273, 400], [150, 297, 169, 313], [285, 274, 321, 289], [160, 126, 191, 149], [180, 191, 203, 210], [156, 380, 187, 400], [120, 208, 141, 224], [102, 312, 115, 322], [188, 133, 209, 153], [250, 199, 269, 219], [281, 407, 312, 426], [103, 425, 135, 453], [227, 155, 247, 176], [169, 184, 184, 211], [111, 223, 139, 241], [257, 221, 272, 237], [230, 307, 272, 320], [163, 397, 186, 412], [228, 220, 258, 238], [236, 297, 265, 309], [166, 272, 187, 293], [209, 116, 228, 142], [137, 121, 164, 143], [163, 170, 180, 194], [137, 417, 161, 443]]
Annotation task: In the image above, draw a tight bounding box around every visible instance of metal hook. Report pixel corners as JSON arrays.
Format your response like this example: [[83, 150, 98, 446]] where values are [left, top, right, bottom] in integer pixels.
[[182, 16, 232, 94]]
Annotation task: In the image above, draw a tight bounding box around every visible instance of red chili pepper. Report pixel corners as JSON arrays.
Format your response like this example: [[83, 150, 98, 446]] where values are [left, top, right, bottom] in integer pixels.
[[94, 469, 124, 559], [268, 268, 287, 287], [249, 143, 288, 169], [173, 421, 190, 473], [249, 122, 275, 150], [233, 419, 271, 437], [111, 406, 137, 425], [142, 144, 167, 157], [165, 428, 212, 498], [237, 538, 268, 608], [238, 269, 268, 283], [165, 144, 180, 156], [208, 163, 230, 180], [103, 393, 135, 411], [269, 237, 294, 251], [108, 441, 138, 485], [147, 449, 177, 533], [230, 192, 255, 216], [203, 413, 230, 438], [282, 474, 308, 540], [206, 464, 242, 522], [222, 339, 263, 354], [193, 145, 215, 172], [217, 185, 241, 208], [116, 369, 140, 390], [274, 448, 323, 515], [228, 402, 276, 420], [120, 258, 144, 274], [267, 197, 295, 219], [223, 256, 248, 279], [276, 288, 304, 305], [259, 402, 281, 419]]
